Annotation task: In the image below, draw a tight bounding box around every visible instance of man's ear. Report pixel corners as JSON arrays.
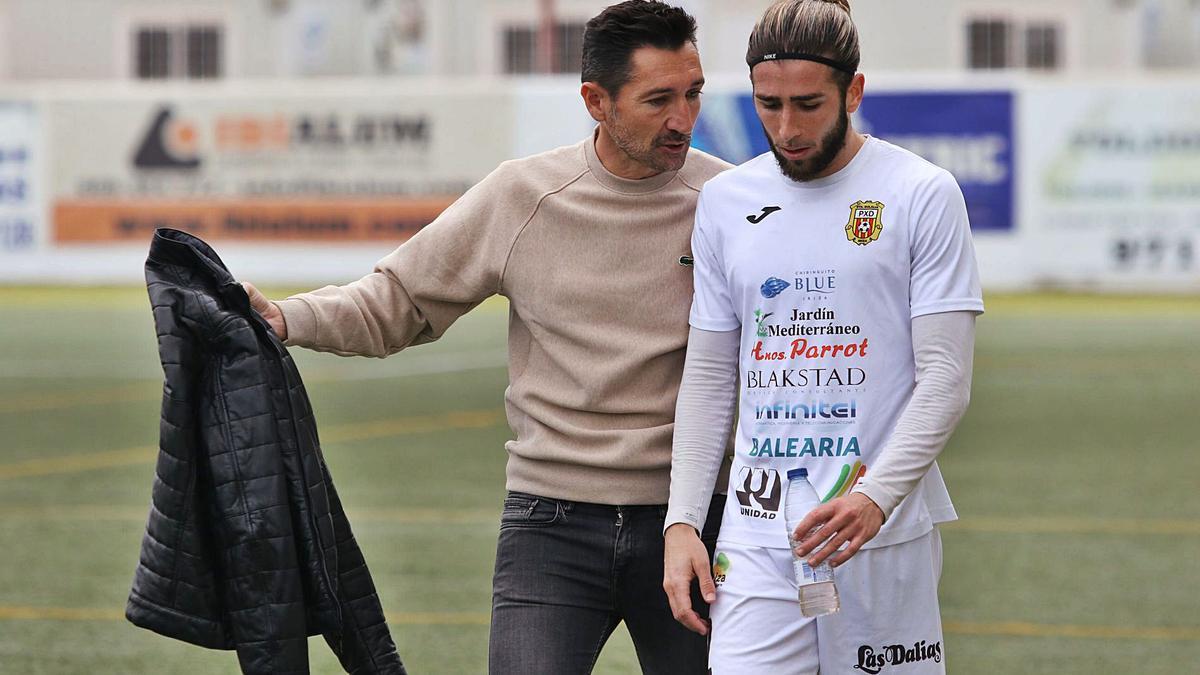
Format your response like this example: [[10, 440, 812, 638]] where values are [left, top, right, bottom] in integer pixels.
[[581, 82, 611, 123], [845, 73, 865, 114]]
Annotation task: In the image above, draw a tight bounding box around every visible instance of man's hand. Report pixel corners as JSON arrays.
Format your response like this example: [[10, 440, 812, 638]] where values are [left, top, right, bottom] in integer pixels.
[[241, 282, 287, 340], [792, 491, 885, 568], [663, 523, 716, 636]]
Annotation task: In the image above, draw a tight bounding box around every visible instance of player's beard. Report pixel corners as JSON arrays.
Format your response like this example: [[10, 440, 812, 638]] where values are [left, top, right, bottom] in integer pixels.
[[766, 106, 849, 183], [606, 106, 691, 174]]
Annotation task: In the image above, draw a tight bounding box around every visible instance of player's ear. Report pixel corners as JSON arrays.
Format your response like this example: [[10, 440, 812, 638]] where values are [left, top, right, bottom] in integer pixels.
[[845, 73, 865, 114], [581, 82, 611, 123]]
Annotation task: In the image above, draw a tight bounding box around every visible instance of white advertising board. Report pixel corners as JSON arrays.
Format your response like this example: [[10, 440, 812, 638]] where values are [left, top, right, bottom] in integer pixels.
[[1020, 83, 1200, 290], [44, 82, 515, 246], [3, 77, 1200, 290]]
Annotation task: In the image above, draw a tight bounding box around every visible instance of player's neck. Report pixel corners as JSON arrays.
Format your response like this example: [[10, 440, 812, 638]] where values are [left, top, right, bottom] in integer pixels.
[[813, 131, 867, 180]]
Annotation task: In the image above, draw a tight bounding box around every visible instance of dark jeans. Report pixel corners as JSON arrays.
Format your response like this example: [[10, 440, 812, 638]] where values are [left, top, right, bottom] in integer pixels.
[[489, 491, 725, 675]]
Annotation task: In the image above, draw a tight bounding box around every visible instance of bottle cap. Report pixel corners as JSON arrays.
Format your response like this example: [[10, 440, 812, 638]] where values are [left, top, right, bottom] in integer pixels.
[[786, 468, 808, 480]]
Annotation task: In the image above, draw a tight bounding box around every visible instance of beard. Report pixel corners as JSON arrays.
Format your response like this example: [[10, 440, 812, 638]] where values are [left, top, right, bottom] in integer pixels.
[[767, 107, 849, 182], [606, 108, 691, 174]]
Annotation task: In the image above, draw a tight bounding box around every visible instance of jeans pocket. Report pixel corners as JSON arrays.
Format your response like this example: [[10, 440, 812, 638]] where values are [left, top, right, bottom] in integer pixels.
[[500, 494, 562, 529]]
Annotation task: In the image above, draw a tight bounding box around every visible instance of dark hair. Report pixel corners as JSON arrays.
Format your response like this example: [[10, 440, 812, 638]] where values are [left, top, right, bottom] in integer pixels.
[[581, 1, 698, 98], [747, 0, 860, 92]]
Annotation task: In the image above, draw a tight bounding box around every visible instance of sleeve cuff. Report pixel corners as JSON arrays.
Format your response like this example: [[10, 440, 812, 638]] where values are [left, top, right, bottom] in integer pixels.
[[851, 482, 900, 522], [663, 506, 706, 536], [910, 299, 984, 319], [275, 297, 318, 348], [688, 316, 741, 332]]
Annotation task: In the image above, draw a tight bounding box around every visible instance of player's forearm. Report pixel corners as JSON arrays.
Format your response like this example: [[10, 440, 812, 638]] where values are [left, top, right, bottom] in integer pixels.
[[666, 327, 740, 533], [852, 311, 976, 519]]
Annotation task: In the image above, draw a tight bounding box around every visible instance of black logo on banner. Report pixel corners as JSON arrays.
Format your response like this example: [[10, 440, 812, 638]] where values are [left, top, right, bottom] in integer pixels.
[[133, 107, 201, 170], [734, 467, 781, 520], [747, 206, 782, 224]]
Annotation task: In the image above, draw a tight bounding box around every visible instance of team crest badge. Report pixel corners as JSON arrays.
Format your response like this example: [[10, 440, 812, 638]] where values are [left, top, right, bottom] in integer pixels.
[[845, 200, 884, 246]]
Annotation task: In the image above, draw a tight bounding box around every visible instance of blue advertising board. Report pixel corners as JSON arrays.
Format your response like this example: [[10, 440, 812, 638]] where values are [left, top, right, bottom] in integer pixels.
[[693, 90, 1015, 232]]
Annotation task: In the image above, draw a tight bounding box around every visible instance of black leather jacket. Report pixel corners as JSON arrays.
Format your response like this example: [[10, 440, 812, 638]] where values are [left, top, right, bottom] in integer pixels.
[[127, 228, 406, 675]]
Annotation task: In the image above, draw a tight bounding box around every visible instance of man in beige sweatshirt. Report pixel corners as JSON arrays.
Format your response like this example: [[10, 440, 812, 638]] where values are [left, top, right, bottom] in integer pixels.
[[243, 2, 730, 673]]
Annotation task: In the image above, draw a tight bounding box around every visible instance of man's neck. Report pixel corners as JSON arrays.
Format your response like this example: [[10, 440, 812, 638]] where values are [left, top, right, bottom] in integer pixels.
[[814, 131, 867, 180], [593, 127, 663, 180]]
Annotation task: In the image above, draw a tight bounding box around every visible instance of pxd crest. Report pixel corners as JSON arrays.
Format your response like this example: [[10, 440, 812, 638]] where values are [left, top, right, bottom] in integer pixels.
[[845, 200, 884, 246]]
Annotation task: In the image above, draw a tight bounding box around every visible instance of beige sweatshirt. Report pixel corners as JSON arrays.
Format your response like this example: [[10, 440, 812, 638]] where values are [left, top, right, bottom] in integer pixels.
[[277, 134, 731, 504]]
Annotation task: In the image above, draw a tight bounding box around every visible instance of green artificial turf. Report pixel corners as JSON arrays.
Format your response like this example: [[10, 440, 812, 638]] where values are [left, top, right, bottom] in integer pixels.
[[0, 288, 1196, 674]]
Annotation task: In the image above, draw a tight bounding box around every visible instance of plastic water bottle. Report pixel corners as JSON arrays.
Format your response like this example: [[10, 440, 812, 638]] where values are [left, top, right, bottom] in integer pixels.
[[784, 467, 840, 617]]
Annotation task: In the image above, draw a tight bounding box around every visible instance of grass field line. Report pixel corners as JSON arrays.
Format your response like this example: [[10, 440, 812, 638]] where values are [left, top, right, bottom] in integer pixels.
[[0, 287, 153, 308], [981, 294, 1200, 315], [0, 407, 507, 480], [0, 358, 156, 381], [0, 604, 1197, 641], [0, 382, 156, 414], [0, 446, 157, 481], [0, 606, 123, 622]]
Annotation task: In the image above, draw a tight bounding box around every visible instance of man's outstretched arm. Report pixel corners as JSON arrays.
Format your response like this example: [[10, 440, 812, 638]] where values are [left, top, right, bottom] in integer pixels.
[[238, 166, 526, 357]]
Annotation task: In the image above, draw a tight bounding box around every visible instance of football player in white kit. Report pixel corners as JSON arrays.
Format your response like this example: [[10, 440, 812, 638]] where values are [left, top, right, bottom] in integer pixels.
[[661, 1, 984, 672]]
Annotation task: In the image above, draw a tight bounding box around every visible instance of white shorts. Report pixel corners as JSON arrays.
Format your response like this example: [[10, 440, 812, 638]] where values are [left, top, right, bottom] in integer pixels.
[[709, 529, 945, 675]]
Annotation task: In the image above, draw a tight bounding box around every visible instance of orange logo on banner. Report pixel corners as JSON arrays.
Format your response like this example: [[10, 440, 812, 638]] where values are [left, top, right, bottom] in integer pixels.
[[215, 115, 290, 151]]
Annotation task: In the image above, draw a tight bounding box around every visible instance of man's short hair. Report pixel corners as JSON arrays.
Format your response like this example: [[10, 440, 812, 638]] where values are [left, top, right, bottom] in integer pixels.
[[581, 1, 698, 98], [746, 0, 860, 92]]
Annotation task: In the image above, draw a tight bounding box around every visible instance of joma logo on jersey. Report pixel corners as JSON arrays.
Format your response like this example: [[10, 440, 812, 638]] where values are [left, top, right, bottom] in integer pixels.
[[747, 205, 782, 224], [734, 467, 781, 519], [846, 200, 884, 246]]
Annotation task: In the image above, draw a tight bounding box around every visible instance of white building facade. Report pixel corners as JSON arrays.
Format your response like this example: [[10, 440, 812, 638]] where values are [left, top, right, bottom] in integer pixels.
[[0, 0, 1195, 82]]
